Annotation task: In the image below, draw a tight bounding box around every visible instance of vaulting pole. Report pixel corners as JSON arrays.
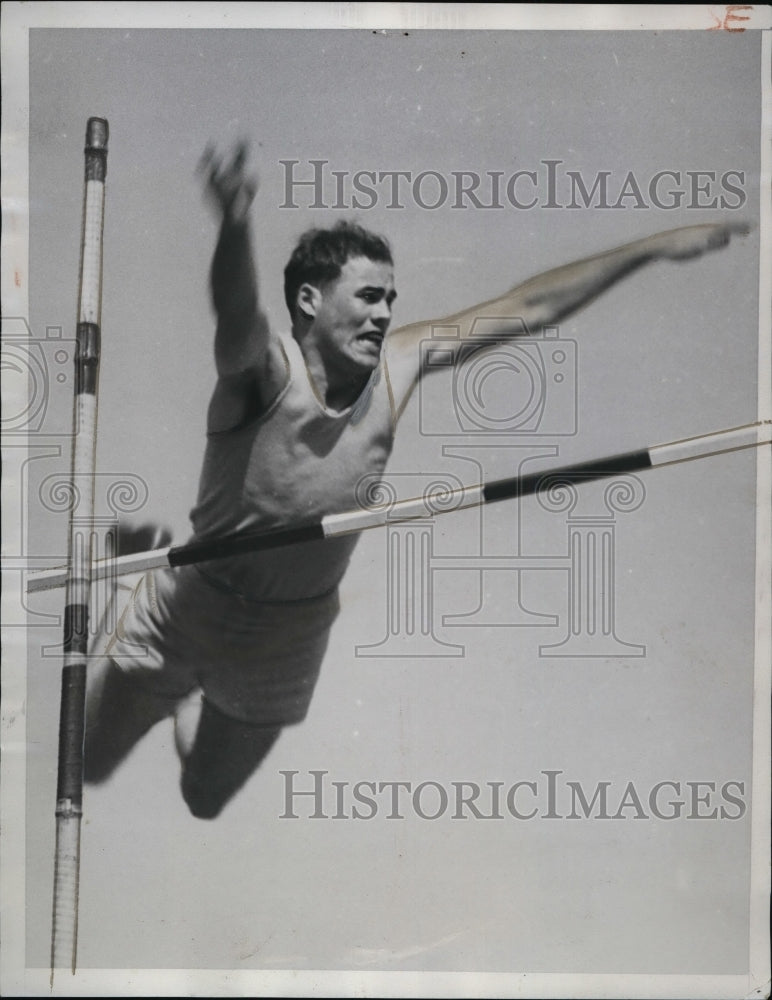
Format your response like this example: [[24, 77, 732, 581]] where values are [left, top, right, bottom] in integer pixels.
[[50, 117, 108, 979], [28, 420, 771, 595]]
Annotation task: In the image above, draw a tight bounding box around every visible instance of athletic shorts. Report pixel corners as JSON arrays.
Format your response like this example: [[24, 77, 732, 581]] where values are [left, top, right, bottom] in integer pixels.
[[103, 565, 340, 726]]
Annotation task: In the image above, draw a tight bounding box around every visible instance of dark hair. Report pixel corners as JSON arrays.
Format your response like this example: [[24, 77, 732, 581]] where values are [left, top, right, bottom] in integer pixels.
[[284, 220, 393, 319]]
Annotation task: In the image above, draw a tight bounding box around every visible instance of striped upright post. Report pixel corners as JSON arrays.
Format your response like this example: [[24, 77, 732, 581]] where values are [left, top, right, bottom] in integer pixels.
[[50, 117, 109, 977]]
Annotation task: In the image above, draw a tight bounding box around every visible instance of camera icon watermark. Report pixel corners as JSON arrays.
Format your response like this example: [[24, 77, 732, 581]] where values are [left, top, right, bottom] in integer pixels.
[[1, 317, 78, 436], [419, 317, 577, 437]]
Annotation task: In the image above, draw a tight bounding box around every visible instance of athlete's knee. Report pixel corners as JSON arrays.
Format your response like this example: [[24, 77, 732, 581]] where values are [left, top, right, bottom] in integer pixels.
[[83, 741, 119, 784], [83, 752, 111, 785], [180, 770, 227, 820], [83, 659, 126, 783], [178, 709, 283, 818], [84, 658, 179, 784]]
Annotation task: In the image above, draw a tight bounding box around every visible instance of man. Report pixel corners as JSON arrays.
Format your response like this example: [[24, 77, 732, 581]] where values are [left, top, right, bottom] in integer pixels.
[[84, 143, 747, 819]]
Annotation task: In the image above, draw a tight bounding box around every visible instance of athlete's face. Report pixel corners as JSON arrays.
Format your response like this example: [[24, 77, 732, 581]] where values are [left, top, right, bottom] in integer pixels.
[[312, 256, 397, 373]]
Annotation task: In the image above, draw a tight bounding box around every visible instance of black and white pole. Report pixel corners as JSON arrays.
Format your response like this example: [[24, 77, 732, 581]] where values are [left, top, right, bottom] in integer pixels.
[[27, 420, 771, 595], [50, 117, 108, 978]]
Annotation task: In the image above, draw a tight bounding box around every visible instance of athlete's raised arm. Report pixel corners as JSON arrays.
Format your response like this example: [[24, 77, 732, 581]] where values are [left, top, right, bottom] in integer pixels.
[[385, 222, 749, 417], [200, 142, 284, 432]]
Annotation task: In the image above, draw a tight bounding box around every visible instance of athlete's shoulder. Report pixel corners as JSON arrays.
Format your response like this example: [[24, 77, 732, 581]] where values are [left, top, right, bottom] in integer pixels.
[[206, 330, 291, 435], [380, 323, 426, 423]]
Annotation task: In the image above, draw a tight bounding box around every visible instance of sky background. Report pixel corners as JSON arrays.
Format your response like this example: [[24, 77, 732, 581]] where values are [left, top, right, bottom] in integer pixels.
[[11, 17, 766, 987]]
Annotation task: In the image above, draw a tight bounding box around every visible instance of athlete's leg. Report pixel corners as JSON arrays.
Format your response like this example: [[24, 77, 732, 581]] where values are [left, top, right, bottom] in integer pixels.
[[176, 697, 282, 819], [85, 527, 181, 782], [84, 655, 183, 783]]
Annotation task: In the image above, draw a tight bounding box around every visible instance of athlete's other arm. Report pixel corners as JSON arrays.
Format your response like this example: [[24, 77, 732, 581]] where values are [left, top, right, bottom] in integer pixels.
[[200, 142, 284, 432], [385, 222, 749, 415]]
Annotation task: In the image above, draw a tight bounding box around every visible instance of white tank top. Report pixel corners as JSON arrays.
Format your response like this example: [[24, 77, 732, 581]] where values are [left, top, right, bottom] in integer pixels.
[[189, 332, 397, 600]]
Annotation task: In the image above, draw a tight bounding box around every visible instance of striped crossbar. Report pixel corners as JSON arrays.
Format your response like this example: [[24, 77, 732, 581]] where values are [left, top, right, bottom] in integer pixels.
[[28, 421, 770, 596]]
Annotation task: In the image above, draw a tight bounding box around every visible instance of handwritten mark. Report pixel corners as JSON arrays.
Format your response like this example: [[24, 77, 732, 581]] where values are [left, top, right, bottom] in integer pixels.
[[708, 5, 752, 31]]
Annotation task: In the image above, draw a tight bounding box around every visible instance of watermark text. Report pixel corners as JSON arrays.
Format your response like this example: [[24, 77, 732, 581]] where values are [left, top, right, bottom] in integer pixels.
[[279, 770, 747, 821]]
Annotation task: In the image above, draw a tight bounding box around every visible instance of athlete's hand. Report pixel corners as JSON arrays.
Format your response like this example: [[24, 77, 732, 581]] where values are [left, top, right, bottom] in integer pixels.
[[648, 221, 751, 261], [198, 141, 258, 224]]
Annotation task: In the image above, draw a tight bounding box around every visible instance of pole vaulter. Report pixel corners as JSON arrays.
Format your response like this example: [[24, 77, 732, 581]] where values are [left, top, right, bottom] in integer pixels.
[[28, 420, 771, 595], [38, 121, 767, 975]]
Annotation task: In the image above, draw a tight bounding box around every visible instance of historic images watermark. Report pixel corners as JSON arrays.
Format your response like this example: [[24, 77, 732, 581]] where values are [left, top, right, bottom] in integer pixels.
[[278, 769, 747, 821], [3, 316, 153, 649], [279, 159, 747, 211], [354, 317, 647, 659]]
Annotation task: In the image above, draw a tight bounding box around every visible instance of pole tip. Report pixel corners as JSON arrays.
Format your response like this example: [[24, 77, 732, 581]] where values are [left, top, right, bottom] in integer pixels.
[[86, 118, 109, 150]]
